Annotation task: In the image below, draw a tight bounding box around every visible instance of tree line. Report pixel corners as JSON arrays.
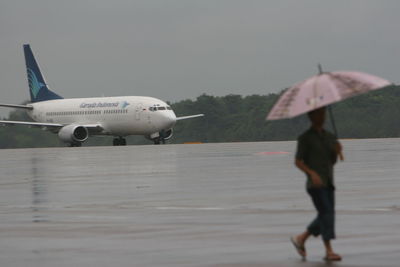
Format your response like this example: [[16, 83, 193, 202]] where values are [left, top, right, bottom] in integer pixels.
[[1, 85, 400, 148]]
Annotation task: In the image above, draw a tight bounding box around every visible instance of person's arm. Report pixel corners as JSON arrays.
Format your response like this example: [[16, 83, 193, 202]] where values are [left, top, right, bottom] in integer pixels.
[[295, 159, 323, 187], [336, 141, 344, 161]]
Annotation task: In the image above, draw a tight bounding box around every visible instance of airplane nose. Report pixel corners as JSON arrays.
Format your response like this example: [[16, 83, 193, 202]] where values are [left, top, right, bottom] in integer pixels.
[[161, 111, 177, 129]]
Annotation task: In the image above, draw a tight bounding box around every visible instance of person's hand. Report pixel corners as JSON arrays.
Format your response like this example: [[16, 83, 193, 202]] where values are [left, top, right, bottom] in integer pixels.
[[336, 142, 344, 161], [309, 170, 323, 187]]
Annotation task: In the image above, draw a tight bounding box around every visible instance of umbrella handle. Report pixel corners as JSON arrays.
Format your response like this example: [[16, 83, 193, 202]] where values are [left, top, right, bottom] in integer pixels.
[[318, 63, 323, 74], [328, 105, 338, 138], [328, 106, 344, 161]]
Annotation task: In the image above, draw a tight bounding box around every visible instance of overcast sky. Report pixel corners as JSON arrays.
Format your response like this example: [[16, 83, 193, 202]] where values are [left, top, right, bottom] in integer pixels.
[[1, 0, 399, 113]]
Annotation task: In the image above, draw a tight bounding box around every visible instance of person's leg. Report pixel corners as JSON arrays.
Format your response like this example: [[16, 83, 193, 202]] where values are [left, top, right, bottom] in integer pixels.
[[308, 187, 335, 240], [322, 188, 341, 260], [323, 240, 341, 261], [291, 188, 321, 258], [306, 188, 323, 237], [292, 230, 311, 258], [307, 216, 321, 236], [296, 230, 311, 244], [306, 187, 341, 259], [319, 188, 335, 241], [291, 231, 309, 258]]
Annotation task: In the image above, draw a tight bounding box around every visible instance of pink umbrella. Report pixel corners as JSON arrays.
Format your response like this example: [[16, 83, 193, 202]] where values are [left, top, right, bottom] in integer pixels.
[[266, 67, 391, 130]]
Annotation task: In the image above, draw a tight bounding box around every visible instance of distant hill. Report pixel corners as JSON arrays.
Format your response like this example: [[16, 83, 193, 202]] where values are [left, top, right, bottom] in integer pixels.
[[1, 85, 400, 148]]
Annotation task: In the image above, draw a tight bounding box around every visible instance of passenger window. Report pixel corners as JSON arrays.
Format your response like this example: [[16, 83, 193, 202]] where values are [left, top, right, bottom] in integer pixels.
[[158, 107, 166, 110]]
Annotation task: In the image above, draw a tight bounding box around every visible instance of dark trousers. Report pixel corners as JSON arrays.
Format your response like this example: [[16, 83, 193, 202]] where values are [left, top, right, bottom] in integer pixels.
[[306, 187, 335, 241]]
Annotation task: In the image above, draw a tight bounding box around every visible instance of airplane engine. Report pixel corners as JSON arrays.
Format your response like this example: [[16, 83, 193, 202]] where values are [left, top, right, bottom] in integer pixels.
[[58, 125, 89, 145], [161, 129, 173, 140]]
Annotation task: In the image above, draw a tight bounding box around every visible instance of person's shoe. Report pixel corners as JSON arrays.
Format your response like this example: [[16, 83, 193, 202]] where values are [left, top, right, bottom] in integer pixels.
[[324, 253, 342, 261], [290, 236, 306, 258]]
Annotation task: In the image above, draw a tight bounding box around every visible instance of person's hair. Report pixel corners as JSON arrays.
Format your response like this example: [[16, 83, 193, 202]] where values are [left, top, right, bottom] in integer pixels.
[[307, 107, 326, 118]]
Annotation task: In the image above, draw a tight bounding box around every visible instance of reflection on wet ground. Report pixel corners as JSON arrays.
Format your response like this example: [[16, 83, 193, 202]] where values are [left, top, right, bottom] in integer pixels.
[[0, 139, 399, 266], [31, 157, 48, 223]]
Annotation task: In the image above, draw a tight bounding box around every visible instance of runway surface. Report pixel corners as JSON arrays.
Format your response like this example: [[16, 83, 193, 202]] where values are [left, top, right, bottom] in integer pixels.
[[0, 139, 399, 266]]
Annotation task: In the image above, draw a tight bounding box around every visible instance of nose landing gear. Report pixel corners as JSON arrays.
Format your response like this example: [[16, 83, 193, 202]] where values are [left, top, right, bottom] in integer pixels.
[[149, 129, 172, 145], [152, 130, 167, 145], [153, 137, 165, 145]]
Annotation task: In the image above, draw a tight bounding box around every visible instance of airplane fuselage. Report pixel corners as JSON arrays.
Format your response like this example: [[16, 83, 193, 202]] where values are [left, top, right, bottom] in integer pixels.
[[27, 96, 177, 136]]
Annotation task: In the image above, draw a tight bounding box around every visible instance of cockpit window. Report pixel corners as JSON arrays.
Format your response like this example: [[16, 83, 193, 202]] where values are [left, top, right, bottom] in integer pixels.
[[149, 105, 169, 111]]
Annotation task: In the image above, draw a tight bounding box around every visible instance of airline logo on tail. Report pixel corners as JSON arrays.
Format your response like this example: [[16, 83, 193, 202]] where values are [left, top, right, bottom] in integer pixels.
[[27, 68, 45, 98], [24, 44, 63, 102]]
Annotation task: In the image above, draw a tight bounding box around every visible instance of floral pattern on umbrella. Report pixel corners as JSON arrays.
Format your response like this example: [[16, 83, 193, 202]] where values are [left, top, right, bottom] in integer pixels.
[[267, 71, 391, 121]]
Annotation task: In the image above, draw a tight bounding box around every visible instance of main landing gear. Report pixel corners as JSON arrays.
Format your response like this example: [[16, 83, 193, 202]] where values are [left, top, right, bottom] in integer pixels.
[[153, 137, 166, 145], [69, 142, 82, 147], [113, 137, 127, 146]]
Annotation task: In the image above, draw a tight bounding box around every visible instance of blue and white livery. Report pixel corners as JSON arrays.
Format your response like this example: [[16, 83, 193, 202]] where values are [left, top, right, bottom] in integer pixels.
[[0, 44, 203, 146]]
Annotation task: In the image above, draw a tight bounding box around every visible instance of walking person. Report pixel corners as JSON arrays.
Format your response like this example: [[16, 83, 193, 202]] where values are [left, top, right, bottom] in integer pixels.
[[290, 107, 343, 261]]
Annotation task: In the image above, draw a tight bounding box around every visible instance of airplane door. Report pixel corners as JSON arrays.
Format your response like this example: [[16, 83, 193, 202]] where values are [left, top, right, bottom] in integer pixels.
[[135, 103, 143, 120]]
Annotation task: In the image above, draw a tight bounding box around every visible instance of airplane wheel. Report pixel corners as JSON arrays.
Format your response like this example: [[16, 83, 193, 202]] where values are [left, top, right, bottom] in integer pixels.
[[153, 138, 160, 145], [113, 138, 120, 146], [70, 142, 82, 147], [113, 137, 126, 146], [159, 130, 167, 144]]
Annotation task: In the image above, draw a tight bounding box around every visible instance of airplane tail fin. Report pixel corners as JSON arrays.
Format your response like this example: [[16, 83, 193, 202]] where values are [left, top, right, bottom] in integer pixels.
[[23, 44, 63, 102]]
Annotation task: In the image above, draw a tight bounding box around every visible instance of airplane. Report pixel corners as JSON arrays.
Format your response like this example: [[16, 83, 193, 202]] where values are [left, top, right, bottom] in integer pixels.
[[0, 44, 204, 147]]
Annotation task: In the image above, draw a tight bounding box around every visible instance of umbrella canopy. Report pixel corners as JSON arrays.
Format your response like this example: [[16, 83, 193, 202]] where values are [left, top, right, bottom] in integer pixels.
[[266, 71, 391, 121]]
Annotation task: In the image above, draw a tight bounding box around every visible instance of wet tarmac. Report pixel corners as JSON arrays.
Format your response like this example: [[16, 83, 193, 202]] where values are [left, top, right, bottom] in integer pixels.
[[0, 139, 399, 266]]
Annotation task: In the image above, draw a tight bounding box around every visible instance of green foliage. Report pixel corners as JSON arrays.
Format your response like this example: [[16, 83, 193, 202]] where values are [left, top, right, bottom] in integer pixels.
[[0, 107, 61, 148], [171, 93, 308, 143], [1, 85, 400, 148], [171, 85, 400, 142]]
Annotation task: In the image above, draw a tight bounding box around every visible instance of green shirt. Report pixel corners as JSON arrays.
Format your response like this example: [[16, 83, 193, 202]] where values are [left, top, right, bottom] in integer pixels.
[[295, 128, 338, 188]]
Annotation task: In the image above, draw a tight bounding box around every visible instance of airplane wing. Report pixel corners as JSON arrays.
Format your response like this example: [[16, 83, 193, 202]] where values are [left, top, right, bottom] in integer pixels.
[[82, 124, 105, 134], [0, 103, 33, 110], [0, 120, 104, 134], [176, 114, 204, 121], [0, 120, 63, 127]]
